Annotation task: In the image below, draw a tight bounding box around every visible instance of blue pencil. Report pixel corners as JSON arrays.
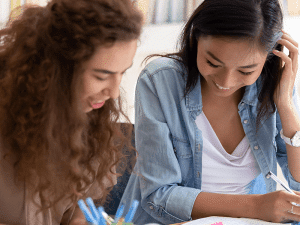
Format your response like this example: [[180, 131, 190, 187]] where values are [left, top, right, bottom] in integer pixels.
[[97, 206, 107, 225], [124, 200, 139, 223], [86, 197, 100, 222], [114, 204, 124, 223], [77, 199, 98, 225]]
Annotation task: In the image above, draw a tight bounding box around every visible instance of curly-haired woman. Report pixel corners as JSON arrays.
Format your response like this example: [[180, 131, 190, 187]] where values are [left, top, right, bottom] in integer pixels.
[[119, 0, 300, 224], [0, 0, 143, 224]]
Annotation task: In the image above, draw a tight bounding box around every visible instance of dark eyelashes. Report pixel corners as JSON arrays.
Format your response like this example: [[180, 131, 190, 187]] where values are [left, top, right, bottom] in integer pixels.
[[206, 60, 254, 75], [240, 71, 253, 75], [206, 60, 219, 68], [95, 76, 106, 81], [94, 71, 127, 81]]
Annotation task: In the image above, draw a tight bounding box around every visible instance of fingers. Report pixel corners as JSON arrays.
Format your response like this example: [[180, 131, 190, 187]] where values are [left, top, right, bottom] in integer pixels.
[[281, 30, 299, 48], [281, 196, 300, 222], [259, 191, 300, 223], [276, 31, 299, 75], [273, 49, 294, 74], [285, 208, 300, 222], [277, 37, 298, 55], [276, 201, 300, 223], [282, 191, 300, 206]]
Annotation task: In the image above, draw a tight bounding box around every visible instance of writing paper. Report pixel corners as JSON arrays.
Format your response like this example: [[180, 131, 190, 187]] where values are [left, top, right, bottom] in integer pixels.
[[185, 216, 290, 225]]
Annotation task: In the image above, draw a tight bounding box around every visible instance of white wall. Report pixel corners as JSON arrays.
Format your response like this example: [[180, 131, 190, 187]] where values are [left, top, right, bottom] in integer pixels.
[[0, 0, 10, 27], [25, 0, 48, 6]]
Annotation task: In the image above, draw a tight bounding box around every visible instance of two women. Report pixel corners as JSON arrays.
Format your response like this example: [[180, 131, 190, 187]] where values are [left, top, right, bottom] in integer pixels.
[[0, 0, 143, 224], [119, 0, 300, 224]]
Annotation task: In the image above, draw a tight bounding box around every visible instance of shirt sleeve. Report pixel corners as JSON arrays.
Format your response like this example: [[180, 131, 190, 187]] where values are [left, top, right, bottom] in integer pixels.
[[134, 69, 201, 224], [276, 86, 300, 191]]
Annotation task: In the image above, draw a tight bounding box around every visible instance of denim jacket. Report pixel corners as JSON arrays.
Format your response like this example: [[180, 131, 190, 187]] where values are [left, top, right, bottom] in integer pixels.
[[119, 57, 300, 225]]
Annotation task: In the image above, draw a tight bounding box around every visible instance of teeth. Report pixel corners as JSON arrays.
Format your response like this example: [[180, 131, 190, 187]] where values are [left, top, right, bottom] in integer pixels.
[[215, 83, 230, 90]]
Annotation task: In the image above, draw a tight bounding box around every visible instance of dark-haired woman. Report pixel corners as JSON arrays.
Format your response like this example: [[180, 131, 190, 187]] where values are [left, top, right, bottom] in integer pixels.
[[0, 0, 143, 224], [119, 0, 300, 224]]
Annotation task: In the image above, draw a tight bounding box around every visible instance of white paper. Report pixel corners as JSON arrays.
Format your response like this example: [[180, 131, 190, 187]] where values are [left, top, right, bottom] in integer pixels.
[[184, 216, 291, 225]]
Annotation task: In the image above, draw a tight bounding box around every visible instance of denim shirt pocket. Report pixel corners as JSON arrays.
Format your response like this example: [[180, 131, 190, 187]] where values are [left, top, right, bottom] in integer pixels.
[[172, 136, 194, 186]]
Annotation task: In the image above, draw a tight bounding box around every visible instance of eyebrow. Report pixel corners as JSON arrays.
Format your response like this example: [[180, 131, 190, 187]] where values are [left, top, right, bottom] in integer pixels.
[[206, 51, 259, 69], [93, 63, 133, 75]]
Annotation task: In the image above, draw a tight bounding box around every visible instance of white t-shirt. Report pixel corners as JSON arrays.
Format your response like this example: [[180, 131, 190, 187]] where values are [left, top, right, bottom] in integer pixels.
[[195, 112, 261, 194]]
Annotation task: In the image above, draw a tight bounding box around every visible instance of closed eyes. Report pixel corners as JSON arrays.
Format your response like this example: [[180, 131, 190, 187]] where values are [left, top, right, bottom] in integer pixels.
[[95, 76, 106, 81], [206, 60, 254, 76], [94, 71, 127, 81], [206, 60, 219, 68]]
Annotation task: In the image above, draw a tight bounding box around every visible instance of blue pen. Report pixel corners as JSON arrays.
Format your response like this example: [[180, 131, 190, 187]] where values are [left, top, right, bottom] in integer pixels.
[[77, 199, 98, 225], [114, 204, 124, 223], [124, 200, 139, 223], [97, 206, 107, 225]]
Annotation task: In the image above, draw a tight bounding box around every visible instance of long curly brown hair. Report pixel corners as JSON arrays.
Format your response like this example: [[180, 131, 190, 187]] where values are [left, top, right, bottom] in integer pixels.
[[0, 0, 143, 215]]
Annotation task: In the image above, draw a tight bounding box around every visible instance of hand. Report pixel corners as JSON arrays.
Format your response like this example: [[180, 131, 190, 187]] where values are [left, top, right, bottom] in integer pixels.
[[254, 190, 300, 223], [273, 30, 298, 107]]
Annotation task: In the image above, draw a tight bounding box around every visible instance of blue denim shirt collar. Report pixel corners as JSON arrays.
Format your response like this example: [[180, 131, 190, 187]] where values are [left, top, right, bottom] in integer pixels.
[[241, 78, 260, 106], [185, 75, 202, 119]]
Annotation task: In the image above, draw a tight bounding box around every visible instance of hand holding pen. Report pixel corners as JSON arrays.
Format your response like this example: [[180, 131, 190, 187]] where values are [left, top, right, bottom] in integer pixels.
[[265, 171, 300, 223], [78, 197, 139, 225], [237, 171, 300, 223], [266, 171, 300, 207]]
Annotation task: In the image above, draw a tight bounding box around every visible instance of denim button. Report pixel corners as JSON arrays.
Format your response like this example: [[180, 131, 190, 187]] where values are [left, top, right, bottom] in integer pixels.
[[243, 120, 248, 124], [254, 145, 259, 150], [241, 102, 245, 106], [149, 205, 154, 210]]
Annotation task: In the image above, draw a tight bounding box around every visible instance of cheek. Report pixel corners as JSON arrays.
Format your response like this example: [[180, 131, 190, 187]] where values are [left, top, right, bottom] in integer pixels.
[[197, 58, 212, 76], [245, 65, 264, 85], [242, 73, 261, 86], [81, 75, 104, 99], [84, 81, 105, 97]]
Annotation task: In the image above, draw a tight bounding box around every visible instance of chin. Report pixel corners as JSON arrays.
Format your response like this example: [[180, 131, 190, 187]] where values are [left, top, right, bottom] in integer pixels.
[[85, 108, 93, 113]]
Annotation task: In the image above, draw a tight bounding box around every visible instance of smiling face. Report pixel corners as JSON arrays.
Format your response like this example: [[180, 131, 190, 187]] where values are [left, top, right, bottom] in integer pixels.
[[76, 40, 138, 113], [197, 36, 268, 100]]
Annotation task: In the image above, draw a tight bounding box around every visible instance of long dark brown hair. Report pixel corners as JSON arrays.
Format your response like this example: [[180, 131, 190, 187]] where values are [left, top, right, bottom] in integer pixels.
[[0, 0, 143, 215], [147, 0, 283, 130]]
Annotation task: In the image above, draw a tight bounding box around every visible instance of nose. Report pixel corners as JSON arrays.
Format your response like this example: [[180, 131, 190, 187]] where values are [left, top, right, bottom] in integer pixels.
[[102, 74, 122, 99], [215, 69, 236, 88]]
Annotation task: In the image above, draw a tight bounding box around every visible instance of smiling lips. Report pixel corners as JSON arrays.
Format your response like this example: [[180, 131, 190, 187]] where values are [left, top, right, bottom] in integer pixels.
[[214, 82, 231, 90], [92, 101, 105, 109]]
